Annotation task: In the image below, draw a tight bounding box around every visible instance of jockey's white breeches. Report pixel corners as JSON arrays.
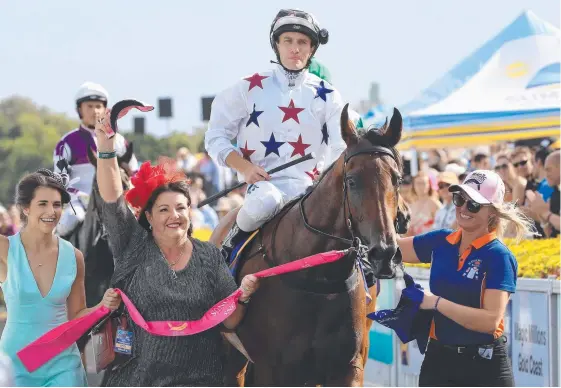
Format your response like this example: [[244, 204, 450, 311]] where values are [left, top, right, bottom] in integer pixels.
[[236, 178, 309, 232], [56, 198, 86, 237]]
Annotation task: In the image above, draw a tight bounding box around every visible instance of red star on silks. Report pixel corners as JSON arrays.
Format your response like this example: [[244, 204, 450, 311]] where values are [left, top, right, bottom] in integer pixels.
[[305, 166, 320, 180], [244, 73, 269, 91], [278, 99, 305, 123], [288, 134, 311, 157], [240, 141, 256, 161]]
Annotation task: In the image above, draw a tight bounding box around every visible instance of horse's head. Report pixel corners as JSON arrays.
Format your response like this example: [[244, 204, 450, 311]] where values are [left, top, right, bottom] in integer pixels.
[[88, 142, 134, 191], [338, 104, 404, 279]]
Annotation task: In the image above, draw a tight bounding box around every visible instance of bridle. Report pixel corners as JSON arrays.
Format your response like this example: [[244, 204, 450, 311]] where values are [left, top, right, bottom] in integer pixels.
[[256, 144, 402, 295], [299, 145, 400, 250]]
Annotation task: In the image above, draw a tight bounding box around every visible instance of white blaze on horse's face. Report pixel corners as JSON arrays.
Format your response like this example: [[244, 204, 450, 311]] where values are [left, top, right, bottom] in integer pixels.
[[276, 31, 313, 71], [25, 187, 63, 233], [147, 191, 191, 239]]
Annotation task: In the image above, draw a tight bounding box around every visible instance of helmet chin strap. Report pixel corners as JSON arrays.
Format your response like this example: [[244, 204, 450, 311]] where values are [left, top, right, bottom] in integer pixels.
[[270, 44, 318, 76], [270, 60, 305, 74]]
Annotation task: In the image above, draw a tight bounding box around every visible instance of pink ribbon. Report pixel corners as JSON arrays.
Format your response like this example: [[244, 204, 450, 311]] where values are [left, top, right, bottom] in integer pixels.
[[17, 249, 349, 372]]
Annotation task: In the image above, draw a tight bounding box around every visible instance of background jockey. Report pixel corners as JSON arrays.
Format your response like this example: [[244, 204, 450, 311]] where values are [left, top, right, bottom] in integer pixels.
[[205, 8, 348, 258], [53, 82, 138, 237]]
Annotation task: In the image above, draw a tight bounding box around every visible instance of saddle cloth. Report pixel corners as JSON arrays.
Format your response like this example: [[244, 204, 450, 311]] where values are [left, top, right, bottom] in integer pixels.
[[228, 230, 259, 278]]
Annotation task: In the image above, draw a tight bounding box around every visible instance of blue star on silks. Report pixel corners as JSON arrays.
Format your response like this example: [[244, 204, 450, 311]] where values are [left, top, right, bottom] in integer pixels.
[[261, 133, 285, 157], [321, 123, 329, 145], [246, 103, 264, 127], [314, 81, 334, 102]]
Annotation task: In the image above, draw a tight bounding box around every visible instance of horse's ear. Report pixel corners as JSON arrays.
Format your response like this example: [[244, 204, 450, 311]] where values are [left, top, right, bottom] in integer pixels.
[[121, 142, 134, 164], [340, 103, 359, 146], [383, 108, 402, 147], [87, 147, 98, 167]]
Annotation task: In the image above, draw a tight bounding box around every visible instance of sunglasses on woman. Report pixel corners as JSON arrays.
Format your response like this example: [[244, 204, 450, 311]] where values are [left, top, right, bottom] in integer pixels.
[[452, 193, 489, 214], [437, 182, 450, 190], [512, 160, 528, 168], [494, 164, 509, 171]]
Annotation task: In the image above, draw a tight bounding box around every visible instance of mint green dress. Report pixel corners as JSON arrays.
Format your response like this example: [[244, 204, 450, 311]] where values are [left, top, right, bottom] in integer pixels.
[[0, 233, 87, 386]]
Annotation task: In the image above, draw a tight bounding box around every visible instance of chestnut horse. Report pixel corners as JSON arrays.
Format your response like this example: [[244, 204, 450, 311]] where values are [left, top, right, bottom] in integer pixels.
[[211, 105, 404, 386]]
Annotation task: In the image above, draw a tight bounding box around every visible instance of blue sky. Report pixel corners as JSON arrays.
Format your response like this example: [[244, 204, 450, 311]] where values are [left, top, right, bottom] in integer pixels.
[[1, 0, 559, 136]]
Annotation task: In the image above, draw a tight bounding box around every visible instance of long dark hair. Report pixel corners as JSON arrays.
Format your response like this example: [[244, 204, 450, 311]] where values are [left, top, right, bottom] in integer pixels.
[[138, 181, 193, 236], [15, 170, 71, 223]]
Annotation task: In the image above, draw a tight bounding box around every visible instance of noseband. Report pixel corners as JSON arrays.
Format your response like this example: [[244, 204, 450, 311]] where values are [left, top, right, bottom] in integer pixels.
[[300, 145, 398, 248]]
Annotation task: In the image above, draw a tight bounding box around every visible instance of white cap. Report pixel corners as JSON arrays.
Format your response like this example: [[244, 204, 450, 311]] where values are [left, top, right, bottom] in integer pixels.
[[75, 82, 109, 105], [445, 163, 466, 176], [449, 170, 506, 206]]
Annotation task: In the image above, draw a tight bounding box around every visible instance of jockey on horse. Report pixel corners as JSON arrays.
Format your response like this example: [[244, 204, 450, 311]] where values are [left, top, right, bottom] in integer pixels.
[[208, 10, 350, 265], [205, 8, 379, 287], [53, 82, 138, 239]]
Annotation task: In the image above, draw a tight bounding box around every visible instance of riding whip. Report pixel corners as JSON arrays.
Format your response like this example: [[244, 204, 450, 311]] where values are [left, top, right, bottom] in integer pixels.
[[197, 152, 316, 208]]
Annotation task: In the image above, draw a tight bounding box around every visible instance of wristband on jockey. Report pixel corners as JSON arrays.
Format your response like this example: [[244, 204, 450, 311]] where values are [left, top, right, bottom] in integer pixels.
[[98, 150, 117, 159]]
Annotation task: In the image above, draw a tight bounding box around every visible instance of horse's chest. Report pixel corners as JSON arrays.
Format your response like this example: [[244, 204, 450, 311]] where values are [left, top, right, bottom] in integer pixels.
[[241, 281, 361, 364]]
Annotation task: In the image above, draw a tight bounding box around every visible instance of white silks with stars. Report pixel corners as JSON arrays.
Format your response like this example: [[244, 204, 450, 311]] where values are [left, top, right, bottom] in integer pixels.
[[204, 64, 347, 198]]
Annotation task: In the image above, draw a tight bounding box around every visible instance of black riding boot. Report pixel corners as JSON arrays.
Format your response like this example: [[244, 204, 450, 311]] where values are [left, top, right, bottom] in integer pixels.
[[221, 222, 251, 262]]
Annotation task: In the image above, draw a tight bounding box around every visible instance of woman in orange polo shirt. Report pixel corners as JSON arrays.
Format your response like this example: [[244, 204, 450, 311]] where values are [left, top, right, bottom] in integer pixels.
[[398, 170, 535, 386]]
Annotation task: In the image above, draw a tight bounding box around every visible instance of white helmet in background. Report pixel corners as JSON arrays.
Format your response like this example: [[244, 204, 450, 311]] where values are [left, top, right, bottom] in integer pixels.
[[75, 82, 109, 107]]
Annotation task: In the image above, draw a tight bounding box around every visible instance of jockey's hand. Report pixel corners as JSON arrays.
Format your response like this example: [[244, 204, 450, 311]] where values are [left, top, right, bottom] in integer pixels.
[[240, 162, 270, 184], [94, 109, 116, 152], [100, 288, 122, 311], [239, 275, 260, 303]]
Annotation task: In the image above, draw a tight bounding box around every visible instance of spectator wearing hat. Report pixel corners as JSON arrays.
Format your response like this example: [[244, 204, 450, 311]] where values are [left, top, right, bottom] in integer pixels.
[[398, 170, 536, 386], [433, 172, 459, 230], [444, 162, 466, 177]]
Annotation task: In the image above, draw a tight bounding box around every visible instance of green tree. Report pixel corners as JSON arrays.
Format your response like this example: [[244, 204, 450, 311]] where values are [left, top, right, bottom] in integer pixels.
[[0, 97, 78, 205]]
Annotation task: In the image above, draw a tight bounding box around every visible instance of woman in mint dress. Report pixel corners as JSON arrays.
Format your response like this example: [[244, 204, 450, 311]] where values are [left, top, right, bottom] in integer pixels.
[[0, 169, 121, 386]]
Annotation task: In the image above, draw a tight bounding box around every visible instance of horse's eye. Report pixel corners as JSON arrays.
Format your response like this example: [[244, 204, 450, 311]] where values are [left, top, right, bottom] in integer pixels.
[[346, 177, 357, 189], [393, 175, 403, 189]]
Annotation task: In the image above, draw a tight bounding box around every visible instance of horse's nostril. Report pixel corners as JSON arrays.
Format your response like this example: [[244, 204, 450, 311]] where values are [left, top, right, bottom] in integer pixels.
[[368, 245, 398, 279]]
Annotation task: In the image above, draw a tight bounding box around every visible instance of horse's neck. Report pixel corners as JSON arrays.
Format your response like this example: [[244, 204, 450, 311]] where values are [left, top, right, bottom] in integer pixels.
[[304, 168, 350, 251], [269, 166, 350, 261]]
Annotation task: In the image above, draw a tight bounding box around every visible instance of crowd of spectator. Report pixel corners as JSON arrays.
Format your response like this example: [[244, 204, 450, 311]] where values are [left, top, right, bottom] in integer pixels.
[[403, 142, 560, 239], [0, 142, 558, 242]]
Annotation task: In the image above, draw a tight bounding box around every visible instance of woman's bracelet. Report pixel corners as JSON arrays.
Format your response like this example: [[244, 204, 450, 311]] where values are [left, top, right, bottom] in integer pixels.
[[434, 296, 442, 311], [238, 298, 250, 306], [98, 150, 117, 159]]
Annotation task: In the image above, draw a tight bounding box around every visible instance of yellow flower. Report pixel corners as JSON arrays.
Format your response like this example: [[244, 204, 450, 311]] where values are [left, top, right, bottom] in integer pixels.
[[405, 238, 560, 279]]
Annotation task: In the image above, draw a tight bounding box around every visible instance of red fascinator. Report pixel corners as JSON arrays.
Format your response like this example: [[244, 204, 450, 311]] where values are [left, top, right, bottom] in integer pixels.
[[125, 158, 187, 212]]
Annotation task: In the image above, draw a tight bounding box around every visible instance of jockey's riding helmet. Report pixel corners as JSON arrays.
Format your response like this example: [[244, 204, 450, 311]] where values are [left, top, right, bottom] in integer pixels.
[[270, 9, 329, 70], [75, 82, 109, 107]]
